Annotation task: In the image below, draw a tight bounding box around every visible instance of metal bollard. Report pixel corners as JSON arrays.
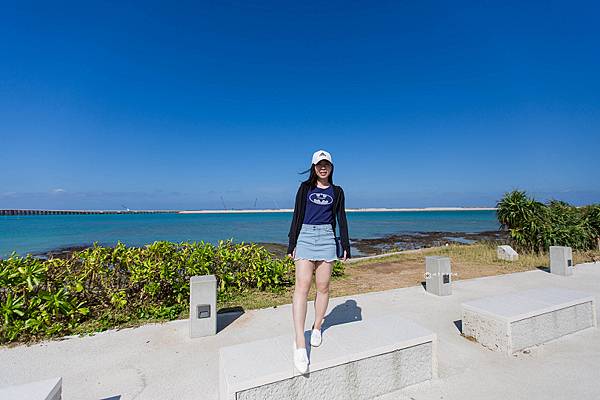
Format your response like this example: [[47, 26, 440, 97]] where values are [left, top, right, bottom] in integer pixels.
[[190, 275, 217, 338], [425, 256, 452, 296], [550, 246, 573, 276]]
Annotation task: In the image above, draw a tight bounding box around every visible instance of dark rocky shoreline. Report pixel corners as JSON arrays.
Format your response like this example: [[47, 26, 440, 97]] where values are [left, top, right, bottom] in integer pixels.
[[33, 245, 93, 260], [30, 230, 508, 260], [351, 230, 508, 255]]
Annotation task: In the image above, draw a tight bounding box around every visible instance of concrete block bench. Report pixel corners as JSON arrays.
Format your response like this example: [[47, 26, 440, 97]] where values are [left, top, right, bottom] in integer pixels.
[[462, 287, 597, 354], [219, 314, 437, 400], [0, 377, 62, 400]]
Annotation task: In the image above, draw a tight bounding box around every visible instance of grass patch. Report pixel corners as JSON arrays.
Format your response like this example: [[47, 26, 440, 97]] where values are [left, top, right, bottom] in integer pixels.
[[218, 269, 348, 311], [217, 243, 600, 314], [346, 242, 600, 272]]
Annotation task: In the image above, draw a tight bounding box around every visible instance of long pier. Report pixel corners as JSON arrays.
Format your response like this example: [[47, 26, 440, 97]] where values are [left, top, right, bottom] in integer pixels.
[[1, 207, 498, 216], [0, 210, 180, 216]]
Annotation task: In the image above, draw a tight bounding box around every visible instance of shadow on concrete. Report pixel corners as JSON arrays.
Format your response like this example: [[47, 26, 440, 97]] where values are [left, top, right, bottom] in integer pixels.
[[320, 299, 363, 333], [536, 266, 551, 273], [304, 329, 313, 359], [453, 319, 463, 334], [100, 396, 121, 400], [217, 306, 245, 333], [304, 299, 362, 359]]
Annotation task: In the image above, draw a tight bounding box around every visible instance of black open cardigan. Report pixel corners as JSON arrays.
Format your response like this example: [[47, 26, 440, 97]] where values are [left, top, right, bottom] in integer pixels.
[[287, 181, 351, 258]]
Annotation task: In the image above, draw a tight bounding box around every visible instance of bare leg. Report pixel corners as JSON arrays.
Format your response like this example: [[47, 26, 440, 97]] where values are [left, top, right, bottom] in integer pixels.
[[292, 259, 315, 348], [313, 261, 332, 330]]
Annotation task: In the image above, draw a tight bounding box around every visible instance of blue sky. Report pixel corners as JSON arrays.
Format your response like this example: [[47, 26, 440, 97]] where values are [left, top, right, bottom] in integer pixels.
[[1, 1, 599, 209]]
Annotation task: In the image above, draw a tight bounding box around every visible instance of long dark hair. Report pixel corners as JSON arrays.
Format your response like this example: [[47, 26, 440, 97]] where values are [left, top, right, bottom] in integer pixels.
[[300, 163, 334, 187]]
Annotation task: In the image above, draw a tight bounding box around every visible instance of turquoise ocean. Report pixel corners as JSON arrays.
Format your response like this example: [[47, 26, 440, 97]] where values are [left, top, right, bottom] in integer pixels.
[[0, 210, 499, 258]]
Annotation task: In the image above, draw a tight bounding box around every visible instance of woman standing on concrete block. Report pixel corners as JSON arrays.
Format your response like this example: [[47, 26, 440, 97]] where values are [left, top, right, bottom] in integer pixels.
[[287, 149, 351, 374]]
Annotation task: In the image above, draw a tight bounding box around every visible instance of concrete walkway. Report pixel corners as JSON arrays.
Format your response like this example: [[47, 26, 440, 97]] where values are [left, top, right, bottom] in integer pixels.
[[1, 262, 599, 400]]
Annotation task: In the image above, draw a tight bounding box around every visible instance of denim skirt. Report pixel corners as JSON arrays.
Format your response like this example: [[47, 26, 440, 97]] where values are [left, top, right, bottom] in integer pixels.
[[294, 224, 337, 262]]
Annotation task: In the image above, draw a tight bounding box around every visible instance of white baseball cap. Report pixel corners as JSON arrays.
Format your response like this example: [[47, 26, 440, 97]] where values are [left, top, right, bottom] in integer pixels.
[[312, 149, 333, 165]]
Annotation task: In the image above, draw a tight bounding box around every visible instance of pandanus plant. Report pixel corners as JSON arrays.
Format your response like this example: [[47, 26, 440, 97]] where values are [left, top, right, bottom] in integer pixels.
[[497, 190, 600, 253], [582, 204, 600, 248], [543, 201, 593, 250], [496, 190, 546, 253]]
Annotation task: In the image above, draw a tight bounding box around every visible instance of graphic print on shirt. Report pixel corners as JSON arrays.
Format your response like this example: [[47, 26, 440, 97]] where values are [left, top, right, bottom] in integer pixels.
[[309, 192, 333, 205]]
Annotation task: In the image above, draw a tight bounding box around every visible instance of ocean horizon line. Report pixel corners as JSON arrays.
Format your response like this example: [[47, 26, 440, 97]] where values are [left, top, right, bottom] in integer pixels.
[[179, 207, 498, 214], [1, 207, 498, 216]]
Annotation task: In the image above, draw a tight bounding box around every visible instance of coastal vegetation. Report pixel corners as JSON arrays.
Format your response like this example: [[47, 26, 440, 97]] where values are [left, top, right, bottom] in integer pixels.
[[218, 242, 600, 310], [497, 190, 600, 253], [2, 240, 599, 345], [0, 240, 344, 344]]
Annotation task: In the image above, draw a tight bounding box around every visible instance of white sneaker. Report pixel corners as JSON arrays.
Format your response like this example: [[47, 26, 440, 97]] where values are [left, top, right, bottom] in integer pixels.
[[293, 341, 309, 374], [310, 327, 322, 347]]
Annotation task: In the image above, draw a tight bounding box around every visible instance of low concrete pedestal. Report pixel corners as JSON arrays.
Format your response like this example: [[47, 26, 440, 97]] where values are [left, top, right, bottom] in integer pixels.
[[0, 377, 62, 400], [550, 246, 573, 276], [425, 256, 452, 296], [190, 275, 217, 338], [462, 287, 596, 354], [219, 314, 437, 400]]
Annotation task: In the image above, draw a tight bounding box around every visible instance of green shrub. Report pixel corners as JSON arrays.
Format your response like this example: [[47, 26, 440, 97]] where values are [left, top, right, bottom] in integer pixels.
[[581, 204, 600, 239], [332, 260, 345, 277], [2, 240, 333, 344], [497, 190, 600, 253]]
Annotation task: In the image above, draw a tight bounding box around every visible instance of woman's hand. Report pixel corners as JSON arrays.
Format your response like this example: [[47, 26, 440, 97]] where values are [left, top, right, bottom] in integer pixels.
[[287, 248, 296, 259]]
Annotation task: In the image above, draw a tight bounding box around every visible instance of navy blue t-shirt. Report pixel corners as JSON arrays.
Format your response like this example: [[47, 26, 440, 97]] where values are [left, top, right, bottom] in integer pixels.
[[303, 185, 335, 225]]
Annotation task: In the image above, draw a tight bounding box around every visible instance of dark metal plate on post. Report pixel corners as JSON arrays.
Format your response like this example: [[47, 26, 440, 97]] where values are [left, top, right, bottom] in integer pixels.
[[197, 304, 210, 319], [443, 274, 450, 284], [568, 259, 572, 267]]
